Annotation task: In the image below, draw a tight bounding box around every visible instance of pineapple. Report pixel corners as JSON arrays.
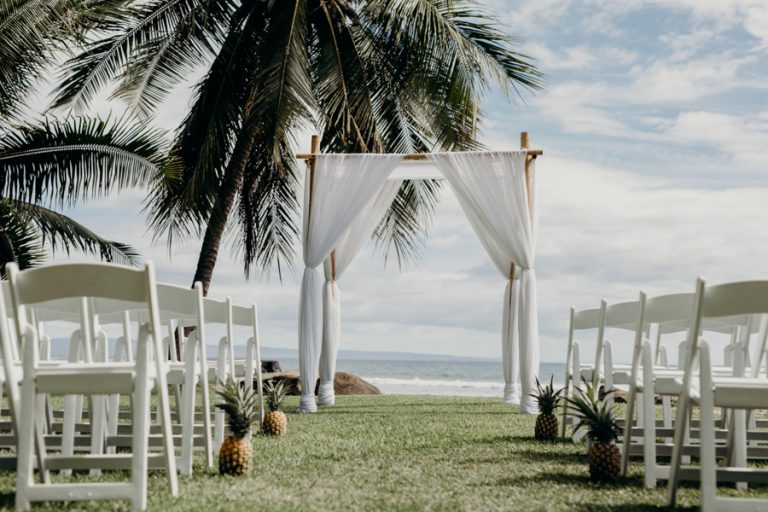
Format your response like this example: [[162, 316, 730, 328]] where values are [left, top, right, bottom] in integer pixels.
[[567, 379, 623, 483], [216, 378, 259, 476], [532, 376, 563, 441], [262, 380, 289, 437]]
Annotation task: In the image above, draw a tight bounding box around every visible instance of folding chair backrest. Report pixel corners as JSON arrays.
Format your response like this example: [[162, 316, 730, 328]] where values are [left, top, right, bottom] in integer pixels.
[[6, 262, 160, 365], [592, 299, 640, 383], [230, 304, 254, 327], [157, 284, 198, 324], [204, 296, 235, 376], [604, 300, 640, 328], [573, 307, 600, 330], [10, 263, 150, 306], [687, 280, 768, 378]]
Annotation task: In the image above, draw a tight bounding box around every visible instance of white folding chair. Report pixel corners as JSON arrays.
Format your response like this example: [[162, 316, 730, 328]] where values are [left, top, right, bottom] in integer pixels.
[[232, 303, 265, 428], [205, 297, 264, 448], [668, 279, 768, 511], [156, 282, 214, 474], [562, 305, 602, 438], [9, 262, 178, 511], [620, 291, 763, 487]]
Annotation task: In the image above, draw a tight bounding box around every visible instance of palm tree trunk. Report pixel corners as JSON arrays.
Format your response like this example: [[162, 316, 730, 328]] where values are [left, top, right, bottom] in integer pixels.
[[191, 132, 257, 296]]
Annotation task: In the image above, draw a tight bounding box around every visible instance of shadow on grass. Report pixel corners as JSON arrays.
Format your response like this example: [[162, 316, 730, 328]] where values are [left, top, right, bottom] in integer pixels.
[[315, 407, 512, 416], [0, 491, 13, 508], [493, 471, 592, 486], [493, 471, 647, 489], [574, 505, 696, 512], [513, 449, 585, 464]]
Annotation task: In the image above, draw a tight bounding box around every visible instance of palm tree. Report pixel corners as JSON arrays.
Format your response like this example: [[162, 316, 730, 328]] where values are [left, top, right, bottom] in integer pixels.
[[0, 1, 171, 273], [53, 0, 543, 294]]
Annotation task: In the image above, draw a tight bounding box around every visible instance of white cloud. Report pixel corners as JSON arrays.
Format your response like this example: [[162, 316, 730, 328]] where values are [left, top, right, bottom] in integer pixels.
[[625, 55, 756, 104], [744, 6, 768, 47], [529, 43, 639, 71], [668, 110, 768, 167]]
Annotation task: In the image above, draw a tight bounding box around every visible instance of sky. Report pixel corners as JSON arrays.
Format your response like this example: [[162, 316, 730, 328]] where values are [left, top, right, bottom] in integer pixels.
[[41, 0, 768, 363]]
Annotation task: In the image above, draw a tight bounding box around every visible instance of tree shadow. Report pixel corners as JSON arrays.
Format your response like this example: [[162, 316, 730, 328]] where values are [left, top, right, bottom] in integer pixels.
[[512, 449, 585, 464], [0, 491, 13, 508], [574, 505, 696, 512], [492, 471, 592, 487]]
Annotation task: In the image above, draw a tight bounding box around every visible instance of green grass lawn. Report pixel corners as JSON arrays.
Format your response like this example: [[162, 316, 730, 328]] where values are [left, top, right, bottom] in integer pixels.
[[1, 395, 767, 511]]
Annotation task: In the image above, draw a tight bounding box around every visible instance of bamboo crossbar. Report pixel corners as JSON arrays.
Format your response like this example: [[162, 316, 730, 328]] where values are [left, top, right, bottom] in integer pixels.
[[296, 149, 542, 160]]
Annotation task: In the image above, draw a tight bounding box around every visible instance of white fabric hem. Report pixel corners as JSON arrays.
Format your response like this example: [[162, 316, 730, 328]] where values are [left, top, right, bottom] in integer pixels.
[[298, 394, 317, 413], [317, 381, 335, 406], [501, 383, 520, 404], [519, 395, 537, 414]]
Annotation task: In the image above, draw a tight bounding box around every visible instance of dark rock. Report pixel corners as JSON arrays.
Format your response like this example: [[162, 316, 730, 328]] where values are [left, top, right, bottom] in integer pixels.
[[259, 370, 381, 396], [261, 360, 281, 374]]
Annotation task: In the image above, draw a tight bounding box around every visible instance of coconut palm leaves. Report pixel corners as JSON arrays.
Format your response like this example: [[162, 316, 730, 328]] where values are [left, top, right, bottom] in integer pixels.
[[0, 1, 175, 271], [0, 116, 172, 271], [53, 0, 543, 290], [0, 0, 128, 119]]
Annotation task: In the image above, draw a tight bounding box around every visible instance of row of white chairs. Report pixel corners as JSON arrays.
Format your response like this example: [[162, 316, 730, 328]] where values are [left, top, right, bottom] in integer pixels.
[[0, 261, 265, 511], [563, 278, 768, 511]]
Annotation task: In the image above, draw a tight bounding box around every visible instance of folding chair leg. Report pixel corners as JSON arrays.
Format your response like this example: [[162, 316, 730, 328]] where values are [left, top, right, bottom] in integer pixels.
[[89, 395, 107, 477], [698, 344, 717, 512], [728, 409, 748, 490], [60, 394, 78, 476], [641, 341, 657, 488], [179, 343, 197, 476], [131, 372, 150, 512], [642, 374, 657, 488], [15, 376, 36, 511]]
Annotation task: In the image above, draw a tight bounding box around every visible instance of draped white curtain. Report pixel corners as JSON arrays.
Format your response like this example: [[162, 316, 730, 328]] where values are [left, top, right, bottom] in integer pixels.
[[299, 154, 402, 412], [431, 151, 539, 414], [317, 181, 403, 406]]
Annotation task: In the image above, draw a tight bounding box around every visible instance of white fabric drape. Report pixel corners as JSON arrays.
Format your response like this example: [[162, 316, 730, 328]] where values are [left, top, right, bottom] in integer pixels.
[[299, 154, 402, 412], [431, 151, 540, 414], [317, 181, 402, 406]]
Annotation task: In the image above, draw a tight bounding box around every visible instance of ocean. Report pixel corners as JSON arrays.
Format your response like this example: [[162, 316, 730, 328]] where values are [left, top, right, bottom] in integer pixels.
[[277, 358, 566, 398]]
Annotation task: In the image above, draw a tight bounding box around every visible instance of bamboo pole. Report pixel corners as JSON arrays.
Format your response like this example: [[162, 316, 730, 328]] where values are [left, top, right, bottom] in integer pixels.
[[521, 131, 534, 215], [305, 135, 321, 235], [296, 149, 543, 160]]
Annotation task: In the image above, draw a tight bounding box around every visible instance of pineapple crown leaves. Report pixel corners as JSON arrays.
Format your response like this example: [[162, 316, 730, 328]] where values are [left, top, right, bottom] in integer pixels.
[[531, 376, 563, 415], [264, 379, 292, 412], [215, 378, 260, 438], [566, 378, 622, 444]]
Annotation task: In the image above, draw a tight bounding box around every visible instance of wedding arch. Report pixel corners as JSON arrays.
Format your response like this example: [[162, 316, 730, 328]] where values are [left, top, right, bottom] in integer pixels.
[[295, 132, 543, 414]]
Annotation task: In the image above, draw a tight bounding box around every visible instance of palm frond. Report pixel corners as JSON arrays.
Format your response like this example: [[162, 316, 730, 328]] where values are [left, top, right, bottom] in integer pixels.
[[0, 0, 130, 117], [233, 138, 299, 279], [372, 179, 442, 269], [8, 199, 141, 265], [0, 200, 46, 275], [0, 115, 167, 207], [146, 3, 270, 247], [51, 0, 234, 113], [109, 0, 236, 117]]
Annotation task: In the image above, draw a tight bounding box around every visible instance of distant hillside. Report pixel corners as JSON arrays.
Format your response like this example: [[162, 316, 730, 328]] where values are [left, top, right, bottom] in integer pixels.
[[47, 338, 498, 362], [260, 347, 498, 362]]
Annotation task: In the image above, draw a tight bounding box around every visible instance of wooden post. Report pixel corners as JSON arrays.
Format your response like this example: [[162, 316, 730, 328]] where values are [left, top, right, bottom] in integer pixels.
[[521, 131, 533, 215], [305, 135, 320, 235], [330, 250, 337, 281]]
